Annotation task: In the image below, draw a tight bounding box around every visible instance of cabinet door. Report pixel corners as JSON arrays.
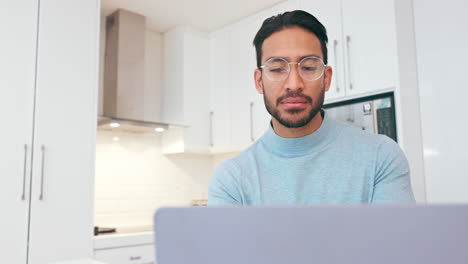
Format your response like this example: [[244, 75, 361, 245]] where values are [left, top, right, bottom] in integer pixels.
[[0, 1, 38, 263], [182, 32, 211, 153], [27, 0, 99, 263], [210, 31, 232, 153], [94, 244, 155, 264], [299, 0, 345, 102], [341, 0, 399, 96], [229, 22, 254, 151]]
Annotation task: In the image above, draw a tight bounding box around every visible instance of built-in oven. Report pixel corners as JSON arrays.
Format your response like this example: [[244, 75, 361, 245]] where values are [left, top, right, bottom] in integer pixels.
[[324, 92, 398, 142]]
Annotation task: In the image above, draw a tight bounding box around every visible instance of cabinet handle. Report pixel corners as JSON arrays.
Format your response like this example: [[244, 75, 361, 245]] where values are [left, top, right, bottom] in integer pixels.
[[209, 111, 214, 147], [249, 102, 254, 142], [39, 145, 45, 201], [21, 144, 28, 201], [333, 39, 340, 93], [129, 255, 142, 261], [346, 35, 353, 90]]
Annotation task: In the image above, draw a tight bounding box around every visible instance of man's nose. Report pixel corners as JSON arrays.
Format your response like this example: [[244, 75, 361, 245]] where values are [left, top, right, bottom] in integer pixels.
[[284, 63, 305, 91]]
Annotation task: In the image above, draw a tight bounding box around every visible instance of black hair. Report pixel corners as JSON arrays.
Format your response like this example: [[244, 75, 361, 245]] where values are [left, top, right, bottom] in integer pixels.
[[253, 10, 328, 68]]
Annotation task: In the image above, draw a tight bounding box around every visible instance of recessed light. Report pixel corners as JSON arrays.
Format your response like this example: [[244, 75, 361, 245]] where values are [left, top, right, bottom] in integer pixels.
[[110, 122, 120, 128], [154, 127, 165, 132]]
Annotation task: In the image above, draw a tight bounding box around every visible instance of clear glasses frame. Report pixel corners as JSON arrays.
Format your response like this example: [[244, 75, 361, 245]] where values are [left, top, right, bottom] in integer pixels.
[[260, 56, 327, 82]]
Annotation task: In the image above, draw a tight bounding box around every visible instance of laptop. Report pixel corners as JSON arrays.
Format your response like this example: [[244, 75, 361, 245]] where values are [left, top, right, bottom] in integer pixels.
[[154, 205, 468, 264]]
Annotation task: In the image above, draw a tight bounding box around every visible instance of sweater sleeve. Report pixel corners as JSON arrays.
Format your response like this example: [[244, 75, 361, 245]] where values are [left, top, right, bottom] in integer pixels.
[[208, 160, 243, 206], [371, 136, 416, 203]]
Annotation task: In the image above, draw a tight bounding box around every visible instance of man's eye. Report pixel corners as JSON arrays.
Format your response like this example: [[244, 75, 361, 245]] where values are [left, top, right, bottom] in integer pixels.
[[302, 66, 317, 71], [270, 68, 287, 72]]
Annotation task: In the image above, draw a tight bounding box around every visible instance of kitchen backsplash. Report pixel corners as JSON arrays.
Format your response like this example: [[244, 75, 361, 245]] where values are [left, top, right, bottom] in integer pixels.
[[95, 130, 238, 232]]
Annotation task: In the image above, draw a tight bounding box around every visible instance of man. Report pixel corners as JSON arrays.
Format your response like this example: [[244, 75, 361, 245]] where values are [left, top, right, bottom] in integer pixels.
[[208, 10, 415, 205]]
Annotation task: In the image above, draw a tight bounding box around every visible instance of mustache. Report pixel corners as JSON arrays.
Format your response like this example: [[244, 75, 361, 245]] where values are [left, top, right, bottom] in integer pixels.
[[276, 90, 313, 106]]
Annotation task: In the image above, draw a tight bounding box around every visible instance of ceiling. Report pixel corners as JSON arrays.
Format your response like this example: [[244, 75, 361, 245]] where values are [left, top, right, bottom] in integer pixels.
[[101, 0, 286, 33]]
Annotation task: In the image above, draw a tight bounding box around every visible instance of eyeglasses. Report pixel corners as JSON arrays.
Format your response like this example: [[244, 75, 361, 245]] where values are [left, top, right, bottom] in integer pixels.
[[260, 56, 326, 82]]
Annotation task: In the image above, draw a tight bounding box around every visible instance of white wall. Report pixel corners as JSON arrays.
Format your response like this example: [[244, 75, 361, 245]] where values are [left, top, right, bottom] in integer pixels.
[[413, 0, 468, 203], [394, 0, 427, 202]]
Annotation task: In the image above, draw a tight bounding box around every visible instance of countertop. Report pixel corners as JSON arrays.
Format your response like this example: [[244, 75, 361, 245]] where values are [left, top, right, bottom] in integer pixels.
[[94, 231, 154, 250]]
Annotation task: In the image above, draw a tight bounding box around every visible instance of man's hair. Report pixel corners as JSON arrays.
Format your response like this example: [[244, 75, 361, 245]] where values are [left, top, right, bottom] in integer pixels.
[[253, 10, 328, 69]]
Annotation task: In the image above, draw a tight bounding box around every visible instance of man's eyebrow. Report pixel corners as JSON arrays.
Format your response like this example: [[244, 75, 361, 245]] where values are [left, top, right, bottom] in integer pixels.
[[262, 54, 323, 63]]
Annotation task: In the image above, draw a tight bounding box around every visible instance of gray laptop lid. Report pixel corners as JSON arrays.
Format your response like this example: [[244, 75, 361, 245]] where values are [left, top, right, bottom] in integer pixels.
[[154, 205, 468, 264]]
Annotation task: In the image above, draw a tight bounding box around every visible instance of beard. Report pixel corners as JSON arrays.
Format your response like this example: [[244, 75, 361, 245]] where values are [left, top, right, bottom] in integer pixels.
[[263, 82, 325, 129]]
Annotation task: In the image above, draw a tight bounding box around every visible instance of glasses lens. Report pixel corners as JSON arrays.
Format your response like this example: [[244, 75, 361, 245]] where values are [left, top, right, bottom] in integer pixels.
[[299, 57, 325, 81], [264, 58, 289, 81]]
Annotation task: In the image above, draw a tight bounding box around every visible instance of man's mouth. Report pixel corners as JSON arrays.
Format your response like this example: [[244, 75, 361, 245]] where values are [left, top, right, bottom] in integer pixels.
[[280, 98, 308, 108]]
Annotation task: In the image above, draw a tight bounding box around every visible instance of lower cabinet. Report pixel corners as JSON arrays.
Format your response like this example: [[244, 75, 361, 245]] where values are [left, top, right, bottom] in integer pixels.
[[94, 244, 155, 264]]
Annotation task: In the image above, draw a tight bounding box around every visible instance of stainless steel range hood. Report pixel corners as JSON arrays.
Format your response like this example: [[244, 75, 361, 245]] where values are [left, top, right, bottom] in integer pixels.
[[100, 9, 172, 133]]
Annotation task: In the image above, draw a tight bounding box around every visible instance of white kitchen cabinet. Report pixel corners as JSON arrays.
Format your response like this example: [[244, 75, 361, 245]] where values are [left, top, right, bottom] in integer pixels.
[[94, 245, 155, 264], [209, 31, 232, 153], [300, 0, 399, 103], [162, 27, 211, 153], [341, 0, 399, 97], [0, 1, 37, 263], [94, 232, 155, 264], [0, 0, 99, 263], [228, 20, 256, 151]]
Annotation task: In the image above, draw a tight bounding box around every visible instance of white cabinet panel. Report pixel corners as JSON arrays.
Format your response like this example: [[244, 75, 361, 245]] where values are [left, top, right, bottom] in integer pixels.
[[27, 0, 99, 263], [0, 1, 38, 263], [94, 245, 155, 264], [183, 32, 211, 152], [209, 31, 232, 153], [162, 28, 211, 153], [341, 0, 399, 96], [228, 21, 254, 150]]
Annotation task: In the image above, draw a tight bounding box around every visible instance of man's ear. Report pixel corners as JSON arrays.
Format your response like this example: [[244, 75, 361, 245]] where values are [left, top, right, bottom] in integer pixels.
[[324, 66, 333, 92], [254, 68, 264, 94]]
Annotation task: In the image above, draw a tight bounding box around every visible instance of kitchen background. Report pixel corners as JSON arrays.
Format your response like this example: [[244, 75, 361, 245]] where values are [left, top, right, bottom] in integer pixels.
[[94, 0, 468, 234], [94, 0, 420, 235], [94, 16, 238, 232]]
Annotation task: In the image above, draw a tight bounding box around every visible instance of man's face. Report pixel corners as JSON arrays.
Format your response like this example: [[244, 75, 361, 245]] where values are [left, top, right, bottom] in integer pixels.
[[254, 26, 332, 128]]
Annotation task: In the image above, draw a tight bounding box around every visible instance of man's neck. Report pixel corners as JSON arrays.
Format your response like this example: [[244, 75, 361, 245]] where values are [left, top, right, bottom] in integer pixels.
[[271, 112, 324, 138]]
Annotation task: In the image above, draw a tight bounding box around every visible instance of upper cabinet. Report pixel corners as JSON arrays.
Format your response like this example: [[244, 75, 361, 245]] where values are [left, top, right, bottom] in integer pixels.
[[299, 0, 399, 103], [340, 0, 399, 97], [162, 27, 211, 153], [209, 30, 232, 153]]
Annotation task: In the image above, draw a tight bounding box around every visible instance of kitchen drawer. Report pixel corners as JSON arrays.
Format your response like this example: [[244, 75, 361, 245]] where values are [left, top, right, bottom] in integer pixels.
[[94, 244, 155, 264]]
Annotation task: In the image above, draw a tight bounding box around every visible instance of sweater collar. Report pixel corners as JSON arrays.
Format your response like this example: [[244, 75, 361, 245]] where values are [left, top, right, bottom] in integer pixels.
[[261, 110, 334, 157]]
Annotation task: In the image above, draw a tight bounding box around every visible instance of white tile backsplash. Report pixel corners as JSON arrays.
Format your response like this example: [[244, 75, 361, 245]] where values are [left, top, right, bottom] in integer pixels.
[[94, 130, 227, 231]]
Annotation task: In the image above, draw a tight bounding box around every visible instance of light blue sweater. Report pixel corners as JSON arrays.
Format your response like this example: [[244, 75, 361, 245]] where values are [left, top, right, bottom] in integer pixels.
[[208, 112, 415, 205]]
